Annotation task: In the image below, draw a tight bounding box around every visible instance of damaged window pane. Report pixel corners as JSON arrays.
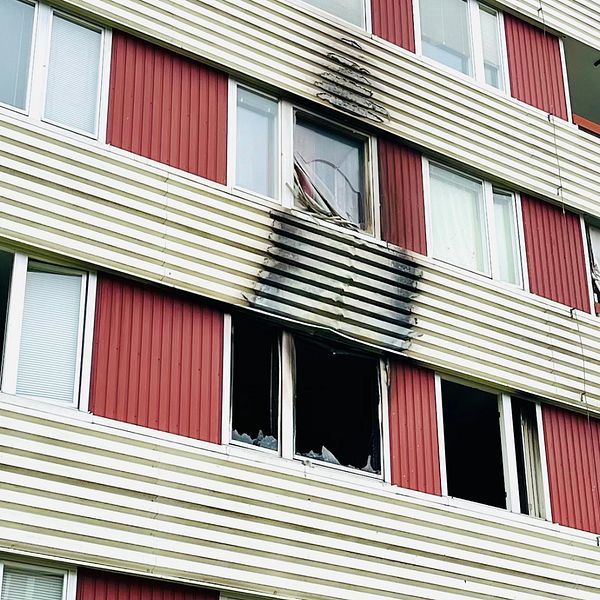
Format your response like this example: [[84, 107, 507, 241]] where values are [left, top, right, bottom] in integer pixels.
[[294, 116, 365, 229], [294, 336, 381, 474], [231, 316, 279, 451]]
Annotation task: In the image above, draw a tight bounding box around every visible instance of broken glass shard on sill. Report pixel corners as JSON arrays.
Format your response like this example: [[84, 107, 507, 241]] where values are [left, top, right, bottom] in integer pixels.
[[232, 429, 278, 450], [361, 454, 378, 474], [301, 445, 341, 465]]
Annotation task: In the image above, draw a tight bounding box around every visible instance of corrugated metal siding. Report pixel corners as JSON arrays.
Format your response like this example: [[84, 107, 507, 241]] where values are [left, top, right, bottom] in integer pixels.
[[388, 361, 441, 495], [521, 195, 590, 312], [504, 14, 568, 120], [89, 275, 224, 443], [107, 31, 228, 184], [77, 569, 218, 600], [542, 405, 600, 535], [371, 0, 415, 52], [378, 138, 426, 254]]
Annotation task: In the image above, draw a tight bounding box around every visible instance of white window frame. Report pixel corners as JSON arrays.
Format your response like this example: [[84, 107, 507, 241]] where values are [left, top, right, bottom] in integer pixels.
[[0, 558, 77, 600], [423, 158, 526, 289], [435, 373, 551, 519], [413, 0, 510, 94], [1, 253, 97, 409], [0, 0, 111, 141], [288, 0, 371, 32]]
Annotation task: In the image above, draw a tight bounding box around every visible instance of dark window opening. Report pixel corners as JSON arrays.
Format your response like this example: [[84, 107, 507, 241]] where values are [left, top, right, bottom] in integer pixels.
[[0, 251, 13, 370], [442, 380, 506, 508], [231, 316, 279, 450], [294, 336, 381, 474]]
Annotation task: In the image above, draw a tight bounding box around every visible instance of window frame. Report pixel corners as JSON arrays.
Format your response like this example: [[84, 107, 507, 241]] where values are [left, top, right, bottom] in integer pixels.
[[414, 0, 510, 94], [287, 0, 371, 31], [423, 158, 527, 289], [0, 1, 112, 141], [0, 253, 97, 409], [0, 558, 77, 600]]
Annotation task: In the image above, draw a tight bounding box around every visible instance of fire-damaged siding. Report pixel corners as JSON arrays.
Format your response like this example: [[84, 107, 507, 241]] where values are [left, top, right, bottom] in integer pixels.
[[542, 405, 600, 535], [520, 195, 590, 312], [388, 361, 441, 495], [107, 31, 228, 183], [504, 14, 569, 120], [371, 0, 415, 52], [90, 275, 224, 443]]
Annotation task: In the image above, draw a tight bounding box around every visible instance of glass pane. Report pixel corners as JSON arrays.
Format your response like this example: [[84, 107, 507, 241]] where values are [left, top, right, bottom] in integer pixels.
[[300, 0, 364, 27], [44, 15, 102, 134], [236, 88, 278, 198], [294, 118, 364, 226], [420, 0, 472, 75], [479, 6, 503, 89], [493, 189, 521, 285], [0, 0, 34, 110], [17, 267, 83, 402], [430, 164, 489, 273], [1, 567, 64, 600]]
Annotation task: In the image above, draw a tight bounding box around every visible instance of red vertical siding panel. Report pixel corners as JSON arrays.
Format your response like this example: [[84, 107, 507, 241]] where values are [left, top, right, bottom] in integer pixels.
[[371, 0, 415, 52], [521, 195, 590, 311], [389, 361, 441, 495], [77, 569, 218, 600], [90, 275, 224, 444], [107, 31, 228, 184], [504, 14, 568, 120], [542, 405, 600, 534], [378, 138, 426, 254]]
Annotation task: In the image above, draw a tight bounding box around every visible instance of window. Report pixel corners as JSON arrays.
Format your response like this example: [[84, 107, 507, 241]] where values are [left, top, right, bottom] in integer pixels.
[[427, 162, 524, 286], [587, 224, 600, 314], [418, 0, 507, 90], [297, 0, 366, 28], [231, 83, 374, 233], [439, 379, 546, 516], [0, 560, 75, 600], [229, 315, 383, 475], [0, 252, 96, 406], [0, 0, 108, 137]]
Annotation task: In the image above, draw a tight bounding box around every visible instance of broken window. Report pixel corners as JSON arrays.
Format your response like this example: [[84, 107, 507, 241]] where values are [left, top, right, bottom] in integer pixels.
[[441, 379, 545, 515], [587, 224, 600, 314]]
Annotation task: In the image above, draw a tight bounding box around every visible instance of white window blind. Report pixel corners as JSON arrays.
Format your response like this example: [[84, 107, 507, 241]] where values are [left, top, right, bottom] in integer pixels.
[[44, 14, 102, 134], [493, 189, 521, 285], [16, 267, 83, 402], [0, 0, 35, 110], [479, 6, 503, 89], [0, 567, 64, 600]]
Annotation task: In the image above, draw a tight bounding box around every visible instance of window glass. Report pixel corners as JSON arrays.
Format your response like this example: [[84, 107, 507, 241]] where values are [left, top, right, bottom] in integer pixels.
[[44, 14, 102, 134], [0, 0, 35, 110], [479, 5, 503, 89], [17, 266, 83, 402], [420, 0, 472, 75], [430, 164, 489, 274], [0, 566, 64, 600], [300, 0, 364, 27], [236, 88, 278, 198], [493, 189, 521, 285], [294, 117, 365, 226]]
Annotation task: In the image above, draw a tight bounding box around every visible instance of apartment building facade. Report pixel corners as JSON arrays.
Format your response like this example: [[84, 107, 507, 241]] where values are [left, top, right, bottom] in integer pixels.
[[0, 0, 599, 598]]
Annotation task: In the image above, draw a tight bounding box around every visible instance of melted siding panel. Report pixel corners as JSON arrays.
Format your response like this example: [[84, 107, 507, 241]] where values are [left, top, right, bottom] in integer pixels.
[[90, 275, 224, 443], [504, 14, 568, 120], [371, 0, 415, 52], [521, 195, 590, 312], [107, 31, 228, 183], [388, 361, 441, 495], [542, 405, 600, 535], [378, 138, 426, 254]]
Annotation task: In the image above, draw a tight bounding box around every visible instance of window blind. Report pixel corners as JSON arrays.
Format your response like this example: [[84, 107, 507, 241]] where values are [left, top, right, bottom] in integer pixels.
[[0, 567, 64, 600]]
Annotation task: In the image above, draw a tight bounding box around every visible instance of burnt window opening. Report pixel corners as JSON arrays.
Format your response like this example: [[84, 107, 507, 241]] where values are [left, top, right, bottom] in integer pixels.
[[231, 316, 279, 451], [0, 250, 13, 368], [294, 336, 381, 474]]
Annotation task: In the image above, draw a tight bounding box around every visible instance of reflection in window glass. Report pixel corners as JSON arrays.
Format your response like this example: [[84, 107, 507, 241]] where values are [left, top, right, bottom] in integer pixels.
[[479, 5, 503, 89], [420, 0, 472, 75], [0, 0, 35, 110], [300, 0, 364, 27], [493, 189, 521, 285], [236, 88, 278, 198], [294, 117, 364, 226], [430, 164, 489, 274]]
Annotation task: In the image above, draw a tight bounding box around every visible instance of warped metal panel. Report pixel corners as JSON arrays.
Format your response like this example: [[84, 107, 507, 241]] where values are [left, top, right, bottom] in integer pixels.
[[371, 0, 415, 52], [90, 275, 224, 444], [388, 361, 441, 495], [378, 138, 426, 254], [1, 405, 599, 600], [542, 405, 600, 535], [504, 14, 568, 120], [521, 194, 590, 312], [107, 31, 228, 184], [77, 569, 218, 600]]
